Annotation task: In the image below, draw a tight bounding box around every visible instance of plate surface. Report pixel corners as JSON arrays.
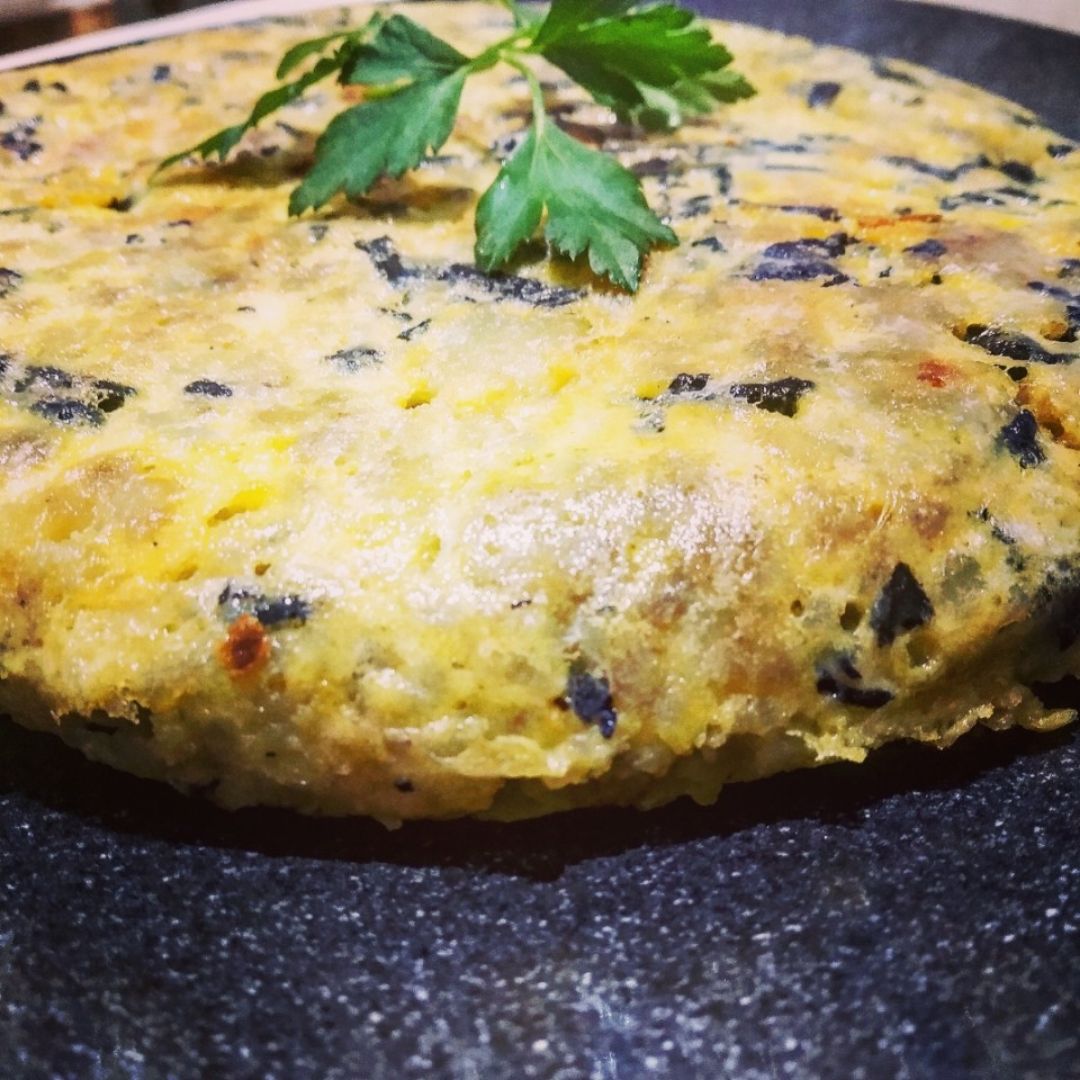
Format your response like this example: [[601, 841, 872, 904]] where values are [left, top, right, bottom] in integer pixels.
[[1, 3, 1079, 1078]]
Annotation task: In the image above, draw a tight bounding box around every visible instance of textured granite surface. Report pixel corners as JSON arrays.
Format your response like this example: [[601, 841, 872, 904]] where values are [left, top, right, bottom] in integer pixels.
[[2, 3, 1080, 1078]]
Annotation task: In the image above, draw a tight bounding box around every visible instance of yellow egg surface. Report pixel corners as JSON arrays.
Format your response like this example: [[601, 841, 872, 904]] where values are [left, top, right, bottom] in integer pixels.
[[1, 3, 1078, 823]]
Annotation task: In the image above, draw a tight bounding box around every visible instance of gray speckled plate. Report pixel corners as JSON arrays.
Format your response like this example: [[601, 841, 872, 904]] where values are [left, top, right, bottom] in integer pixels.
[[1, 3, 1079, 1078]]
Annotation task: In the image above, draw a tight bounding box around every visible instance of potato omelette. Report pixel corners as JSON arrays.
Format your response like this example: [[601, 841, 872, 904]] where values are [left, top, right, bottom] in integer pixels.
[[0, 3, 1078, 823]]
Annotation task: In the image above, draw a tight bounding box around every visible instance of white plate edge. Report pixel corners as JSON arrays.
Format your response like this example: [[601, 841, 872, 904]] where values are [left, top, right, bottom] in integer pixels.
[[0, 0, 394, 73]]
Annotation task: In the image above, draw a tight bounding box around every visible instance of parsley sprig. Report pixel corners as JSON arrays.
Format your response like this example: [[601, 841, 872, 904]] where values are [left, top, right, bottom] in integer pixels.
[[159, 0, 754, 291]]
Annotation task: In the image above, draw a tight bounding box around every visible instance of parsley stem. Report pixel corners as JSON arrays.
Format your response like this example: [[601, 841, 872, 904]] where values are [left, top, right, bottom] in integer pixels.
[[467, 27, 535, 74], [505, 57, 546, 137]]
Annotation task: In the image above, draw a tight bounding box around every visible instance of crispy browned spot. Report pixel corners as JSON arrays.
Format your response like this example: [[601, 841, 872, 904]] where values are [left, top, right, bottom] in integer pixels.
[[1041, 320, 1074, 343], [219, 614, 270, 678]]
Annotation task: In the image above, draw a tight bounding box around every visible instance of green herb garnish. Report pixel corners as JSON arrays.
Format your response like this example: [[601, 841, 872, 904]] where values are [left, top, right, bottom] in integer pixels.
[[159, 0, 754, 291]]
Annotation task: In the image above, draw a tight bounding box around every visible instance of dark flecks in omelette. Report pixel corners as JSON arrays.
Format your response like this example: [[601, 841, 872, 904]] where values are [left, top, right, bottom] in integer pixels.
[[0, 267, 22, 298], [218, 583, 312, 628], [959, 325, 1072, 365], [184, 379, 234, 398], [871, 59, 922, 86], [398, 319, 432, 342], [676, 194, 714, 219], [998, 160, 1039, 185], [90, 379, 137, 413], [939, 187, 1039, 211], [998, 410, 1046, 468], [562, 664, 618, 738], [30, 398, 104, 427], [806, 82, 842, 109], [729, 378, 815, 418], [883, 154, 989, 182], [357, 235, 581, 307], [7, 359, 137, 424], [0, 118, 43, 162], [905, 239, 947, 258], [815, 655, 894, 709], [326, 346, 382, 373], [763, 233, 850, 260], [15, 365, 72, 392], [750, 259, 848, 285], [870, 563, 935, 647]]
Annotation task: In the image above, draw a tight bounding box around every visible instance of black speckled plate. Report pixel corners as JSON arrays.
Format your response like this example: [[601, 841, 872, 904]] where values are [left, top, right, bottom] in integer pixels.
[[2, 4, 1079, 1078]]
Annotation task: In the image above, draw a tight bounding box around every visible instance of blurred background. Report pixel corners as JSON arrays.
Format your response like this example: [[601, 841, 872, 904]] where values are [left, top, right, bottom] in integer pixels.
[[0, 0, 1077, 56]]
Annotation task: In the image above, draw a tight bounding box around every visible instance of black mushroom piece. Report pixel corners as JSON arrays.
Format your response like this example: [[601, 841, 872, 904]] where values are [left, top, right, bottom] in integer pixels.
[[184, 379, 233, 398], [676, 194, 713, 219], [1, 120, 43, 162], [1047, 143, 1075, 159], [561, 665, 618, 738], [763, 233, 850, 260], [436, 263, 581, 308], [940, 187, 1038, 211], [356, 236, 420, 285], [998, 160, 1039, 185], [998, 410, 1046, 468], [9, 360, 135, 416], [14, 364, 73, 392], [869, 563, 934, 647], [871, 59, 922, 86], [0, 267, 22, 298], [806, 81, 842, 108], [904, 239, 947, 258], [773, 204, 841, 222], [957, 325, 1071, 365], [729, 377, 815, 418], [356, 235, 581, 307], [30, 398, 104, 427], [750, 259, 848, 286], [218, 583, 312, 628], [667, 372, 710, 395], [883, 154, 989, 182], [815, 656, 894, 709]]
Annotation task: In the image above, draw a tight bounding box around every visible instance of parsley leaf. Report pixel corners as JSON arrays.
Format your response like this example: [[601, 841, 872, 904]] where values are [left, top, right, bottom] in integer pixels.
[[156, 15, 383, 173], [533, 0, 751, 130], [276, 20, 380, 80], [341, 14, 469, 84], [475, 119, 676, 291], [288, 71, 468, 215], [160, 1, 755, 293], [157, 50, 350, 172]]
